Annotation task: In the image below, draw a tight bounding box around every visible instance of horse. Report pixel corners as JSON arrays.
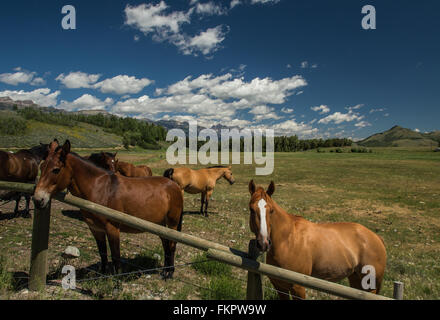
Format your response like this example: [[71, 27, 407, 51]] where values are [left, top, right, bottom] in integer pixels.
[[116, 160, 153, 177], [163, 166, 235, 217], [0, 143, 50, 216], [248, 180, 387, 300], [85, 152, 117, 172], [33, 140, 183, 278]]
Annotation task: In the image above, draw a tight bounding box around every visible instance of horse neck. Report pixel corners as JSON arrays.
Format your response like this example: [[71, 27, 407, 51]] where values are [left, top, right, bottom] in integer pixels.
[[269, 198, 296, 251], [66, 154, 109, 198], [213, 168, 225, 180]]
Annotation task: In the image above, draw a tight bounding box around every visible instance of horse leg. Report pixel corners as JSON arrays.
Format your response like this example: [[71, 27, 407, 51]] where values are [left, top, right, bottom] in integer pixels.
[[159, 237, 172, 279], [200, 192, 206, 216], [24, 193, 31, 217], [204, 190, 213, 217], [88, 226, 108, 274], [105, 223, 121, 274], [13, 194, 21, 217], [269, 278, 291, 300], [290, 284, 306, 300]]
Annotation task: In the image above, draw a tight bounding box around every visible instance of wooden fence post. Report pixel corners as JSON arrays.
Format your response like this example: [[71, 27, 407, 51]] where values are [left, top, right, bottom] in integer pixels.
[[28, 199, 51, 291], [246, 239, 265, 300], [393, 281, 404, 300]]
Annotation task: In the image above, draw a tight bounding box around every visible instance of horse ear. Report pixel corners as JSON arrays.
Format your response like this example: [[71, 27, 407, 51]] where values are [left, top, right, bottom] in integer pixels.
[[62, 140, 71, 155], [49, 140, 59, 152], [267, 181, 275, 197], [249, 180, 256, 195]]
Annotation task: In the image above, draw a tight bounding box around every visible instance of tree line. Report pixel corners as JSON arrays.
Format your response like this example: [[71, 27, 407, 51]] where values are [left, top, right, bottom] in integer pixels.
[[17, 107, 167, 149]]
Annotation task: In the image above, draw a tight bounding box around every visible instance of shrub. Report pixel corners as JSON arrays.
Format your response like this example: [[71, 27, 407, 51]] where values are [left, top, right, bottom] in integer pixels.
[[0, 117, 27, 135], [200, 275, 244, 300]]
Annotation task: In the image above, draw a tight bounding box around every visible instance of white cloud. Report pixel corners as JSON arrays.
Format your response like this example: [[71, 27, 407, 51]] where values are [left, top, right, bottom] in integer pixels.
[[0, 88, 60, 107], [195, 2, 227, 16], [0, 68, 46, 86], [414, 128, 420, 132], [56, 72, 101, 89], [281, 107, 294, 114], [124, 2, 191, 36], [230, 0, 241, 9], [57, 94, 114, 112], [269, 119, 318, 137], [300, 61, 308, 69], [346, 104, 363, 111], [318, 110, 364, 125], [93, 75, 153, 95], [311, 105, 330, 114], [369, 108, 386, 114], [251, 0, 280, 4], [181, 25, 227, 56], [355, 121, 371, 128]]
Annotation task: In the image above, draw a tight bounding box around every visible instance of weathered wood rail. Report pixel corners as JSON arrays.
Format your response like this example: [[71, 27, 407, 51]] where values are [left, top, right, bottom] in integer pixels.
[[0, 180, 401, 300]]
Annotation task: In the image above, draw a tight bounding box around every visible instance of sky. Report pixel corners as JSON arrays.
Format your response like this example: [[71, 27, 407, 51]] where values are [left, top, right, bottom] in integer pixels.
[[0, 0, 439, 140]]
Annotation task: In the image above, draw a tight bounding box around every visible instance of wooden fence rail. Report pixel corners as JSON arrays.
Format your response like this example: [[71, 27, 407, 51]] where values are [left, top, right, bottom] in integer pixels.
[[0, 180, 399, 300]]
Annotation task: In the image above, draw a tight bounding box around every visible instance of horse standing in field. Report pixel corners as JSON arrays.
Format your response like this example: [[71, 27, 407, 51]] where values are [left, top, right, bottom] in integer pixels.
[[33, 140, 183, 278], [0, 143, 50, 216], [248, 180, 387, 299], [85, 152, 117, 172], [116, 160, 152, 177], [163, 166, 235, 217], [85, 152, 152, 177]]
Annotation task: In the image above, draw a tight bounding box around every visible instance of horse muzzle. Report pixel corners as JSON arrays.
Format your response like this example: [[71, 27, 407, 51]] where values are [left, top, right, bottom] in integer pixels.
[[33, 190, 51, 209], [256, 237, 272, 252]]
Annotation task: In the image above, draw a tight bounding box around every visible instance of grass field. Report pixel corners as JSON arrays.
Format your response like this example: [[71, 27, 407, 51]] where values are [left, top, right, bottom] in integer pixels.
[[0, 146, 439, 300]]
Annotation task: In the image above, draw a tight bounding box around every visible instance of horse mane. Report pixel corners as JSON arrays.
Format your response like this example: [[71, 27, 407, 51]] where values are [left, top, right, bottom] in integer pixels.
[[207, 165, 227, 169]]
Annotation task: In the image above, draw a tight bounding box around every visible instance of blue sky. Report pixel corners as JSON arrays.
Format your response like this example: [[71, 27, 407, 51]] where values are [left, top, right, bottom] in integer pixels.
[[0, 0, 439, 139]]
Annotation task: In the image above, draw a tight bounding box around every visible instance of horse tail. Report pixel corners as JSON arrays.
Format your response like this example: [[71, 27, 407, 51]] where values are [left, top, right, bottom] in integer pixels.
[[177, 206, 184, 232], [163, 168, 174, 180]]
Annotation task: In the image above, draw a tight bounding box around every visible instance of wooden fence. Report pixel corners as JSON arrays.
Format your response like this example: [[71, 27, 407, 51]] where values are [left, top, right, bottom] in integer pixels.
[[0, 180, 401, 300]]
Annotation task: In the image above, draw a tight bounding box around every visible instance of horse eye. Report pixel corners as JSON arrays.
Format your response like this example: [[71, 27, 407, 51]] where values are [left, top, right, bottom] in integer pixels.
[[52, 168, 61, 174]]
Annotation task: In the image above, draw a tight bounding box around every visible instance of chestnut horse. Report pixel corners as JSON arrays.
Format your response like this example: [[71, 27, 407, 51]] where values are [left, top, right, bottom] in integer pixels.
[[163, 166, 235, 217], [0, 143, 49, 215], [34, 140, 183, 278], [116, 160, 152, 177], [248, 180, 387, 299], [85, 153, 152, 177]]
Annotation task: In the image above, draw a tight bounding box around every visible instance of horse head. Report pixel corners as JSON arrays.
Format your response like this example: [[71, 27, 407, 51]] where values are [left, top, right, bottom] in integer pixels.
[[248, 180, 275, 252], [101, 152, 117, 172], [223, 166, 235, 185], [34, 139, 72, 209]]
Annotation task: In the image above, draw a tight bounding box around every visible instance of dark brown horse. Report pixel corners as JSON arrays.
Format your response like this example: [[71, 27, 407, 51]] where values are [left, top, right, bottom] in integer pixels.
[[116, 160, 152, 177], [85, 152, 117, 172], [33, 140, 183, 278], [248, 180, 387, 299], [0, 143, 50, 215], [163, 166, 235, 217]]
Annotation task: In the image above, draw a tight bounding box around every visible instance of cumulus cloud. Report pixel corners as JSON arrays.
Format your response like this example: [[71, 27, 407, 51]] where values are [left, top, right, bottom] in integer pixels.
[[267, 119, 318, 137], [311, 105, 330, 114], [0, 88, 60, 106], [195, 2, 227, 16], [354, 121, 372, 128], [369, 108, 386, 114], [0, 68, 46, 86], [318, 110, 364, 125], [57, 94, 114, 112], [93, 75, 153, 95], [281, 107, 294, 114], [56, 72, 101, 89], [111, 73, 307, 127]]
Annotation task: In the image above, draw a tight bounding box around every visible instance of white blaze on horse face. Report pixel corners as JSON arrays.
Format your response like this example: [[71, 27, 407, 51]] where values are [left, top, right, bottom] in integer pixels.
[[258, 199, 268, 240]]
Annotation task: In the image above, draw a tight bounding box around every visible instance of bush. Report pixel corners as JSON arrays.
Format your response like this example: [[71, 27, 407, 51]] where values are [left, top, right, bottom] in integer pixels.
[[192, 252, 231, 276], [200, 275, 244, 300], [0, 117, 27, 135]]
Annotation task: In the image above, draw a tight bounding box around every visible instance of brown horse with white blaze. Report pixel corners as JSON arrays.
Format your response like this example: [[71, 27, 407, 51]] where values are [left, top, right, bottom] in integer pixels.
[[248, 180, 387, 299], [163, 166, 235, 217], [33, 140, 183, 278]]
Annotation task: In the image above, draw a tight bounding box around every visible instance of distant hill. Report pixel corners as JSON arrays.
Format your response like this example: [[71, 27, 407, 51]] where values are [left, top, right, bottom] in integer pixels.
[[358, 125, 440, 147]]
